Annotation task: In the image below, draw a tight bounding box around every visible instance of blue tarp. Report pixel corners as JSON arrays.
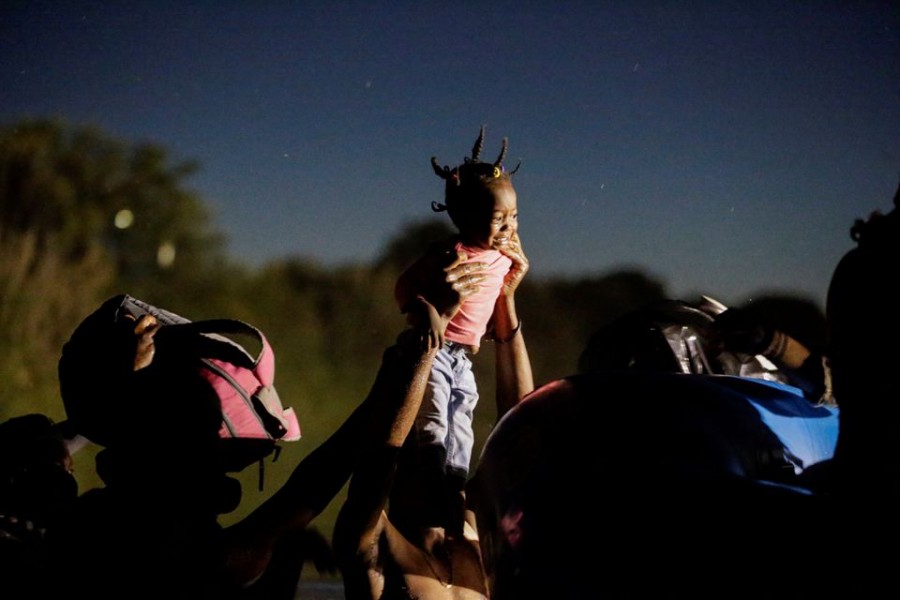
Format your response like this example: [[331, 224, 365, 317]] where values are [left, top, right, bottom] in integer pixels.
[[715, 375, 839, 474]]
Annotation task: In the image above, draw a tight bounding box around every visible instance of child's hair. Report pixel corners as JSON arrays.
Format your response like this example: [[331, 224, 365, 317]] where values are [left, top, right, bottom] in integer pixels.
[[430, 126, 520, 227]]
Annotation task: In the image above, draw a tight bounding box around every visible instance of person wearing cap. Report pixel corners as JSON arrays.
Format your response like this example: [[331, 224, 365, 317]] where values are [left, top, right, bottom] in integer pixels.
[[37, 256, 492, 600]]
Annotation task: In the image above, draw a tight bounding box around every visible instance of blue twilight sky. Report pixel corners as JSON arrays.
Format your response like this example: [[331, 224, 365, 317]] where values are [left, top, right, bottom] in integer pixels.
[[2, 1, 898, 309]]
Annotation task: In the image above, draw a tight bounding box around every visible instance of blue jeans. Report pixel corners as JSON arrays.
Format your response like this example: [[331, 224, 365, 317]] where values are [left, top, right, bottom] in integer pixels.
[[415, 342, 479, 477]]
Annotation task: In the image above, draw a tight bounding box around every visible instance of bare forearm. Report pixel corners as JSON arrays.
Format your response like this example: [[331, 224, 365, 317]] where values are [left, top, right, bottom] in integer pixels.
[[383, 339, 438, 447], [493, 295, 533, 418], [496, 338, 532, 418], [334, 337, 438, 563], [240, 339, 436, 535]]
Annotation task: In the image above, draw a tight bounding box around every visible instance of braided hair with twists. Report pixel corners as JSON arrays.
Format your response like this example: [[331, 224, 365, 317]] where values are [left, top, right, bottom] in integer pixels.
[[430, 126, 520, 230]]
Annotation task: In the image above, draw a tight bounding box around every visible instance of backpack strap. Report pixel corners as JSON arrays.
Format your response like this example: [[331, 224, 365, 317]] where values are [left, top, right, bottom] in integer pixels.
[[161, 319, 273, 379], [118, 294, 191, 326], [157, 319, 301, 443]]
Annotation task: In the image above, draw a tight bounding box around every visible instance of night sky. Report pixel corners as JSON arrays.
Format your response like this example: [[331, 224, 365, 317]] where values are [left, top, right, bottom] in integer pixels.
[[3, 1, 898, 309]]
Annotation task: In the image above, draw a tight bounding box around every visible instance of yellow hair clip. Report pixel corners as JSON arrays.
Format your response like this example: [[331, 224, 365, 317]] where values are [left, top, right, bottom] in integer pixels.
[[492, 166, 501, 178]]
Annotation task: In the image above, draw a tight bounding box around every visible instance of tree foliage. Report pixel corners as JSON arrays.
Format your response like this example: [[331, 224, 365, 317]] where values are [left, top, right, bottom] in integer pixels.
[[0, 120, 229, 420]]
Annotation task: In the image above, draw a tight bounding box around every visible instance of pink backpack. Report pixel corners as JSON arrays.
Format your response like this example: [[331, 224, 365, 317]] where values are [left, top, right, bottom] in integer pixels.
[[175, 318, 302, 443], [59, 295, 301, 450]]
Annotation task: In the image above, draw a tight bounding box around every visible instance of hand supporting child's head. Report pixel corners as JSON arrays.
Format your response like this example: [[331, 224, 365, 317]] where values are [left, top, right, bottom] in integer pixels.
[[496, 232, 529, 297]]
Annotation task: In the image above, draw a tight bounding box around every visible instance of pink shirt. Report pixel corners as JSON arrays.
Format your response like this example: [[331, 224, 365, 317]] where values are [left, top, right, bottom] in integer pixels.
[[444, 242, 512, 349]]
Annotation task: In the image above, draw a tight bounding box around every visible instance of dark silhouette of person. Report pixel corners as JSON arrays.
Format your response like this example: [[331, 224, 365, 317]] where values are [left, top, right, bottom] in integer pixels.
[[0, 414, 79, 600], [468, 178, 900, 598], [827, 180, 900, 498], [824, 179, 900, 593]]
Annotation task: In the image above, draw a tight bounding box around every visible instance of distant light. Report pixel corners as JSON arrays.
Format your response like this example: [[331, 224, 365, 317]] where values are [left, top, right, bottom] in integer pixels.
[[157, 242, 176, 268], [114, 209, 134, 229]]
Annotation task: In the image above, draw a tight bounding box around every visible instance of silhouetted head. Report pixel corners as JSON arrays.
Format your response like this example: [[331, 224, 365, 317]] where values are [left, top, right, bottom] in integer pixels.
[[0, 414, 77, 526], [84, 359, 245, 515], [846, 178, 900, 252], [827, 178, 900, 395]]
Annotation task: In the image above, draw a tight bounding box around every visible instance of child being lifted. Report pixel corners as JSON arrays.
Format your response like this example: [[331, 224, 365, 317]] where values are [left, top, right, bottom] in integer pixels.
[[395, 125, 526, 499]]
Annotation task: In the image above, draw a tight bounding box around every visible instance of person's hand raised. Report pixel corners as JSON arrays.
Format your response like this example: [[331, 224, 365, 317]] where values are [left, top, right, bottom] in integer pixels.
[[497, 232, 529, 296], [125, 314, 161, 371]]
